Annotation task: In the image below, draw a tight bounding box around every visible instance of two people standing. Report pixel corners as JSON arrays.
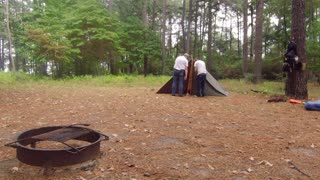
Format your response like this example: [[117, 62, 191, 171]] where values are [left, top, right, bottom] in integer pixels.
[[171, 53, 207, 97]]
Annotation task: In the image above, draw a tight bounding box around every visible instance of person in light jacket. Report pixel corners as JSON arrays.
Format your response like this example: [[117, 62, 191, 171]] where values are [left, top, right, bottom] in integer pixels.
[[194, 59, 207, 97], [172, 53, 189, 97]]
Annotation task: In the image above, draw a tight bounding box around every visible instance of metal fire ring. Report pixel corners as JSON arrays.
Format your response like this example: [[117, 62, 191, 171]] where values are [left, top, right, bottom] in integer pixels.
[[5, 124, 109, 167]]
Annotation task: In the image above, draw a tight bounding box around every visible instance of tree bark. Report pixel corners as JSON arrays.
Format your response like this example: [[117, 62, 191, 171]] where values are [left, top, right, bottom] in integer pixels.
[[185, 0, 192, 54], [242, 0, 248, 74], [109, 51, 116, 74], [151, 0, 157, 31], [199, 2, 206, 59], [285, 0, 308, 99], [143, 0, 148, 76], [0, 39, 4, 71], [108, 0, 113, 10], [207, 0, 213, 73], [229, 18, 233, 50], [249, 4, 254, 61], [168, 14, 172, 58], [161, 0, 167, 75], [193, 0, 198, 57], [237, 10, 240, 56], [5, 0, 15, 72], [182, 0, 186, 52], [254, 0, 264, 83]]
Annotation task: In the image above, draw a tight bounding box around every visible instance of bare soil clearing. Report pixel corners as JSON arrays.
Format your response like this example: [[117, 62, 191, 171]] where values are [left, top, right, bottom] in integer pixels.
[[0, 86, 319, 180]]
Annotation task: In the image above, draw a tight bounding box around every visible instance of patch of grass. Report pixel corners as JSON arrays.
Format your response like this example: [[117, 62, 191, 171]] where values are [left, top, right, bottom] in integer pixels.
[[0, 72, 171, 88], [220, 79, 320, 98], [1, 72, 318, 98], [220, 79, 285, 96], [0, 72, 37, 85], [58, 75, 171, 87]]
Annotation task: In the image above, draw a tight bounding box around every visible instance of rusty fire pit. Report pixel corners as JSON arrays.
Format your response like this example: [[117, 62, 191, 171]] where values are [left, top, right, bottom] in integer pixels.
[[5, 124, 108, 167]]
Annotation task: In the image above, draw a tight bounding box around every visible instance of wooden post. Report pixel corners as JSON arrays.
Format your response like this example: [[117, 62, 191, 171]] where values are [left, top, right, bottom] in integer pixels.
[[187, 59, 195, 95]]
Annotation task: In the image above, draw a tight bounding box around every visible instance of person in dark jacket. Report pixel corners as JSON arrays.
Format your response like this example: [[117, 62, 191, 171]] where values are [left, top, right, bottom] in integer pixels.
[[283, 36, 301, 75], [283, 37, 297, 73]]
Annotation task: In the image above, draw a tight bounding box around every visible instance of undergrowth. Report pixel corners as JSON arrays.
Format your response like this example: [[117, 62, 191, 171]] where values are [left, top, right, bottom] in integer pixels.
[[0, 72, 319, 98]]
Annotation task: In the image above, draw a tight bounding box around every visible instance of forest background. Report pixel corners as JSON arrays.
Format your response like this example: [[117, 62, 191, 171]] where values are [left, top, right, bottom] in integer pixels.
[[0, 0, 319, 84]]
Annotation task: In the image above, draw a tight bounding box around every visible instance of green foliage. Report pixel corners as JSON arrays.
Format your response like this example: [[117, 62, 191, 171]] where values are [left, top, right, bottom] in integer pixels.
[[5, 0, 320, 81], [118, 17, 161, 74], [213, 52, 243, 79], [0, 71, 49, 86], [262, 55, 283, 80], [243, 73, 255, 83], [14, 0, 122, 77], [306, 18, 320, 73], [0, 72, 20, 85], [114, 0, 145, 21]]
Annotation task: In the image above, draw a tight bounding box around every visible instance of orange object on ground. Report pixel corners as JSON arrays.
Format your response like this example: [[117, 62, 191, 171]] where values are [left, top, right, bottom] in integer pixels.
[[289, 99, 302, 104]]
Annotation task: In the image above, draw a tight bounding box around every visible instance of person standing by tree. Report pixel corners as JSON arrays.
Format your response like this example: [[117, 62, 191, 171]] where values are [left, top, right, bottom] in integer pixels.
[[283, 36, 298, 74], [285, 0, 307, 99], [172, 53, 189, 97], [194, 59, 207, 97]]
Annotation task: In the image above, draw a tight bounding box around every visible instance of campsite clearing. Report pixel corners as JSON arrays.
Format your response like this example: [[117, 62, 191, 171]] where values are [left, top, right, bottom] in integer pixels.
[[0, 85, 319, 179]]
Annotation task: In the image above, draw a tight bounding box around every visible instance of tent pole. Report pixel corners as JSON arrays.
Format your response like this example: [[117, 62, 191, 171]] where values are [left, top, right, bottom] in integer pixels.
[[187, 59, 195, 95]]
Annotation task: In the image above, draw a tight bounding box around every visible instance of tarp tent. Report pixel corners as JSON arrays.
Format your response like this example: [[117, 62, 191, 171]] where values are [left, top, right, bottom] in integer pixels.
[[157, 60, 228, 96]]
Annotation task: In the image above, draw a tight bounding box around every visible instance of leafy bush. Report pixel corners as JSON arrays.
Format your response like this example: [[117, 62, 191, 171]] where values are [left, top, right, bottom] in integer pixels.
[[244, 73, 255, 83], [262, 56, 283, 80], [0, 72, 36, 85]]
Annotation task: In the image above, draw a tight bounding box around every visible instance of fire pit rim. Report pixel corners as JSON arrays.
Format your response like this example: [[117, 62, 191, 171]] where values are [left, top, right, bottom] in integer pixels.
[[12, 125, 106, 151], [5, 125, 109, 167]]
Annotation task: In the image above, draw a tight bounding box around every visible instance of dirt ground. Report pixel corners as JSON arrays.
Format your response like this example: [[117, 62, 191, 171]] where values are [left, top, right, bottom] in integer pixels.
[[0, 85, 319, 180]]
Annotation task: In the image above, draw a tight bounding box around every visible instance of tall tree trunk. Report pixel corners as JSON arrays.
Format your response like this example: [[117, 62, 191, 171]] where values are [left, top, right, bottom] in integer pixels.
[[237, 10, 241, 56], [0, 39, 4, 71], [108, 0, 113, 10], [151, 0, 157, 31], [229, 20, 232, 50], [285, 0, 308, 99], [168, 14, 173, 58], [254, 0, 263, 83], [161, 0, 167, 75], [109, 52, 116, 74], [182, 0, 186, 52], [249, 4, 254, 61], [207, 0, 213, 73], [242, 0, 248, 74], [5, 0, 15, 72], [143, 0, 149, 76], [193, 0, 198, 57], [283, 0, 289, 48], [220, 6, 226, 47], [199, 2, 206, 58], [186, 0, 192, 54], [213, 14, 217, 52], [175, 30, 180, 58]]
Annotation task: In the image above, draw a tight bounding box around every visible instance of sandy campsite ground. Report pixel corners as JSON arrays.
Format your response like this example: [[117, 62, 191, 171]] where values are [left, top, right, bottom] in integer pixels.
[[0, 85, 319, 180]]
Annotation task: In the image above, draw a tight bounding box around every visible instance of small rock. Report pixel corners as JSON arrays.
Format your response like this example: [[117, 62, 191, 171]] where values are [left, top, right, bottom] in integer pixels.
[[311, 144, 316, 148], [11, 167, 19, 173], [288, 140, 295, 145], [78, 176, 87, 180]]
